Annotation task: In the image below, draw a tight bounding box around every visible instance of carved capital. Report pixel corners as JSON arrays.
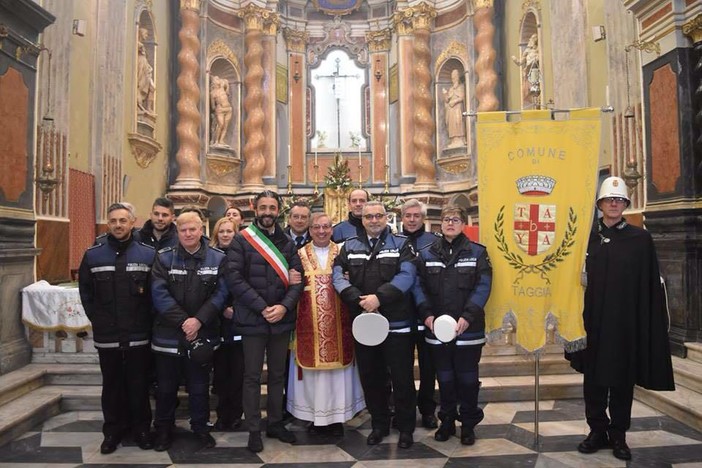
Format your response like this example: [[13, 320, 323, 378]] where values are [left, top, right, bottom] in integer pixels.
[[208, 39, 239, 69], [128, 132, 163, 169], [180, 0, 200, 12], [237, 4, 276, 32], [283, 27, 309, 53], [521, 0, 539, 11], [392, 3, 436, 34], [262, 14, 280, 36], [365, 28, 392, 52], [474, 0, 494, 9], [683, 14, 702, 45]]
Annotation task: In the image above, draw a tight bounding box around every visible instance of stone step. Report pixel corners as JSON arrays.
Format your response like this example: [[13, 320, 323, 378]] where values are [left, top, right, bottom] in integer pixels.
[[684, 342, 702, 365], [0, 387, 62, 448], [671, 355, 702, 394], [0, 364, 47, 407], [634, 383, 702, 433]]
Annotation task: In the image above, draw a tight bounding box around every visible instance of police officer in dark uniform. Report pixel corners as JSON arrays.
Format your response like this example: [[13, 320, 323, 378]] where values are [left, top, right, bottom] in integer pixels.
[[332, 188, 368, 243], [333, 200, 418, 449], [400, 199, 439, 429], [150, 211, 229, 451], [414, 204, 492, 446], [78, 202, 156, 454]]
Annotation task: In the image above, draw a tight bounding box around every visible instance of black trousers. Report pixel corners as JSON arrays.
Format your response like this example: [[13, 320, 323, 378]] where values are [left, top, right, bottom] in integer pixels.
[[212, 341, 244, 423], [97, 346, 152, 437], [583, 373, 634, 440], [431, 344, 483, 429], [415, 331, 437, 416], [241, 332, 290, 432], [154, 353, 212, 434], [355, 333, 416, 433]]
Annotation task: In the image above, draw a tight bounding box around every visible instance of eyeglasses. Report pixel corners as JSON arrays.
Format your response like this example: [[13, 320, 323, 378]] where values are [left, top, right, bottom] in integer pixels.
[[311, 224, 332, 230], [363, 213, 386, 220], [602, 197, 627, 204], [442, 217, 463, 224]]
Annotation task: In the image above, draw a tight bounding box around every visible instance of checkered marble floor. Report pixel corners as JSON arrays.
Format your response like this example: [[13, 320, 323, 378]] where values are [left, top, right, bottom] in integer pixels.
[[1, 399, 701, 467]]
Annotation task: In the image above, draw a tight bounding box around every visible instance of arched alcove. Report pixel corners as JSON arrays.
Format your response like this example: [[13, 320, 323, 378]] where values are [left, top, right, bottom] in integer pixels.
[[516, 10, 543, 109], [207, 58, 240, 155]]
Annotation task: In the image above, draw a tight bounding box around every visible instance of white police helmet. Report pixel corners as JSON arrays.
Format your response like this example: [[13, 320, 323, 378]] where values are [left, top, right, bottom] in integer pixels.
[[596, 176, 630, 206]]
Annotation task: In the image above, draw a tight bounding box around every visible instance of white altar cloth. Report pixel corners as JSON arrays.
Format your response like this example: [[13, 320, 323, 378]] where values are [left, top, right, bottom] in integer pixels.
[[21, 280, 91, 332]]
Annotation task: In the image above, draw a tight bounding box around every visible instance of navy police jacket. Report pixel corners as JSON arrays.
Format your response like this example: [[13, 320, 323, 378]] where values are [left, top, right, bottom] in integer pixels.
[[413, 233, 492, 346], [333, 227, 417, 325], [78, 235, 155, 347], [332, 212, 364, 243], [151, 239, 228, 356]]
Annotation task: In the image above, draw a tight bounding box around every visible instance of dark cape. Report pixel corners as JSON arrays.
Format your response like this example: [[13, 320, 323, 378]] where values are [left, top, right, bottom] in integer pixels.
[[567, 218, 674, 391]]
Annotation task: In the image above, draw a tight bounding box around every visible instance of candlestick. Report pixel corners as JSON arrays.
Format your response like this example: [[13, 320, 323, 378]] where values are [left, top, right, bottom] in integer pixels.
[[287, 164, 293, 195]]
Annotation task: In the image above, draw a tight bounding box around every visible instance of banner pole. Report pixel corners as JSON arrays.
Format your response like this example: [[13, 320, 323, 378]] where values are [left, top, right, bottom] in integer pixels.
[[534, 353, 540, 450]]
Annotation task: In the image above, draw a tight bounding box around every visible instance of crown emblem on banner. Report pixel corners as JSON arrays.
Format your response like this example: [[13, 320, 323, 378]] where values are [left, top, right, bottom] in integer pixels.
[[516, 175, 556, 196]]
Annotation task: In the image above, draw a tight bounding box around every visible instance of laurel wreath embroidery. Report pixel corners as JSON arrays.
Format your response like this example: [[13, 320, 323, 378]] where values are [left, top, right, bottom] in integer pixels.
[[494, 205, 577, 285]]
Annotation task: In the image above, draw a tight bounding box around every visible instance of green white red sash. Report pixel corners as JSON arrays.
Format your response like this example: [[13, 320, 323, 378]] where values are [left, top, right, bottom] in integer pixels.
[[241, 224, 289, 286]]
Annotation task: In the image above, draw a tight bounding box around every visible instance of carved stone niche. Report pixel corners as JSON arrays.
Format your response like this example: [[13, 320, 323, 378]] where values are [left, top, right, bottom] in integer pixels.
[[436, 57, 469, 174], [128, 132, 162, 169], [207, 51, 240, 157]]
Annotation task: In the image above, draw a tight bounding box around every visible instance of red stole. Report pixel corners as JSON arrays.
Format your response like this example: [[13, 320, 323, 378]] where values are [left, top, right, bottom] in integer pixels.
[[295, 242, 354, 369]]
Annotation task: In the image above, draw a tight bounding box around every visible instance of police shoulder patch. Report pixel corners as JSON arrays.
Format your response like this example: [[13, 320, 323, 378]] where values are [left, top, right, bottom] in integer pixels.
[[157, 246, 174, 254], [86, 243, 102, 250], [139, 242, 155, 250]]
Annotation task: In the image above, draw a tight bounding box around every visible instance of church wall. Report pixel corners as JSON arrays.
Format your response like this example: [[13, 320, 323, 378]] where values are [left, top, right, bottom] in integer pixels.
[[502, 0, 525, 112], [121, 0, 173, 221]]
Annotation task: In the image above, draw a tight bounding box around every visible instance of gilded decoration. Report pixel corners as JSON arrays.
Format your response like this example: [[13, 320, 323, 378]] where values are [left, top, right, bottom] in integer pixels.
[[276, 63, 288, 103], [435, 41, 468, 75], [237, 4, 276, 31], [392, 3, 436, 34], [474, 0, 494, 9], [626, 39, 661, 56], [180, 0, 200, 12], [311, 0, 363, 17], [207, 39, 239, 70], [283, 27, 309, 53], [206, 155, 239, 183], [521, 0, 540, 12], [262, 14, 280, 36], [389, 63, 398, 103], [365, 28, 392, 52], [682, 15, 702, 44], [128, 132, 163, 169], [438, 154, 469, 174]]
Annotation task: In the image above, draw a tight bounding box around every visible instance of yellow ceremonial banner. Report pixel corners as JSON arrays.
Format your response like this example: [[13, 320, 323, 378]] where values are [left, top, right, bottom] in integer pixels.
[[477, 109, 601, 353]]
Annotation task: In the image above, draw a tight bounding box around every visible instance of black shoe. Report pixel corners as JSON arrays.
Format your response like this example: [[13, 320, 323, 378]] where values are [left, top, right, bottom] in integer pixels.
[[398, 432, 414, 449], [153, 430, 172, 452], [307, 423, 326, 434], [330, 423, 344, 437], [196, 432, 216, 449], [461, 427, 476, 445], [232, 418, 242, 429], [366, 428, 389, 445], [434, 421, 456, 442], [247, 431, 263, 453], [134, 431, 153, 450], [266, 423, 296, 444], [214, 419, 233, 431], [612, 438, 632, 460], [577, 431, 609, 454], [391, 416, 398, 429], [100, 434, 120, 454], [421, 414, 438, 429]]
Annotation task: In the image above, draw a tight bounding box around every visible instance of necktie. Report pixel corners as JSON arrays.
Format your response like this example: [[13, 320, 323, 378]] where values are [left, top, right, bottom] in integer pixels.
[[370, 238, 378, 249], [295, 236, 304, 248]]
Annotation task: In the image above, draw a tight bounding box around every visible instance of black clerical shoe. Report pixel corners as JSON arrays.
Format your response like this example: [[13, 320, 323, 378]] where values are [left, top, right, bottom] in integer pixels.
[[422, 414, 439, 429], [214, 419, 233, 431], [247, 431, 263, 452], [578, 431, 609, 453], [434, 421, 456, 442], [612, 438, 632, 460], [195, 432, 216, 449], [398, 432, 414, 449], [266, 423, 296, 444], [134, 430, 154, 450], [577, 431, 609, 453], [153, 430, 172, 452], [366, 428, 390, 445], [461, 427, 476, 445], [100, 434, 121, 454]]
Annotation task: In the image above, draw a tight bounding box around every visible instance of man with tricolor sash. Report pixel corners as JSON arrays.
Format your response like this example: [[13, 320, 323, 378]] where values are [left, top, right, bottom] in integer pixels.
[[225, 190, 304, 453]]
